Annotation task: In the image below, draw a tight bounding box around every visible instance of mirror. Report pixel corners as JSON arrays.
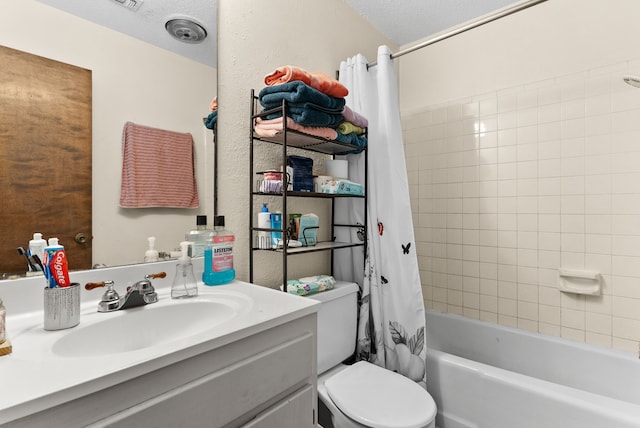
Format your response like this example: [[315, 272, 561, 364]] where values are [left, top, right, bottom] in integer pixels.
[[0, 0, 217, 277]]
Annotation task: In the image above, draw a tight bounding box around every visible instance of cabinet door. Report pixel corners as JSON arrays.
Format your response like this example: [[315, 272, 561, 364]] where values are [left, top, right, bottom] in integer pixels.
[[242, 385, 314, 428], [93, 333, 314, 428]]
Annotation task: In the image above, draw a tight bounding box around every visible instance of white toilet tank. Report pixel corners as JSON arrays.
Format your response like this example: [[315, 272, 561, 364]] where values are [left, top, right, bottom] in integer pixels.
[[308, 281, 359, 374]]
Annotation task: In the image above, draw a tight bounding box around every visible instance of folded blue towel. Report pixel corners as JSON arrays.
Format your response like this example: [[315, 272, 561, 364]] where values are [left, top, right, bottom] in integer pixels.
[[335, 131, 368, 154], [261, 100, 344, 115], [204, 111, 217, 129], [259, 81, 346, 111], [263, 105, 344, 128]]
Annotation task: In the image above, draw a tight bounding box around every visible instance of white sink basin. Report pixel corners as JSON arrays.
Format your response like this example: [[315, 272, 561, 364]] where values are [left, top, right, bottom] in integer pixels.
[[10, 288, 253, 360], [52, 299, 240, 357]]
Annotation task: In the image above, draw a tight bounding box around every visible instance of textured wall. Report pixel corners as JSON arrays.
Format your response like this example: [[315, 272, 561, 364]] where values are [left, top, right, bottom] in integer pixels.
[[217, 0, 393, 287], [0, 0, 217, 267]]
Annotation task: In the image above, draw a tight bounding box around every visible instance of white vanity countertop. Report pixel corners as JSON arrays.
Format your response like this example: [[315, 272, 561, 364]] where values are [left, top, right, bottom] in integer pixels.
[[0, 260, 319, 425]]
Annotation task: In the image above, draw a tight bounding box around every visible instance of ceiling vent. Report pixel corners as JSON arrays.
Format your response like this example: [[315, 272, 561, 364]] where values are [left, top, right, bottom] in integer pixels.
[[165, 18, 208, 44], [109, 0, 143, 12]]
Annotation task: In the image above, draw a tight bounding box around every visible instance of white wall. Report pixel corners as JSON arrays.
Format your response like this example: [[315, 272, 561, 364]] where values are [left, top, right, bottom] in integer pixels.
[[400, 0, 640, 352], [0, 0, 217, 267], [217, 0, 393, 286], [399, 0, 640, 110]]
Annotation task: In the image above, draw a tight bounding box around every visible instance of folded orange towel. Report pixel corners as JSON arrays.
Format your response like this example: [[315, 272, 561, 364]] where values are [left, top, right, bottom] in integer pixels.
[[264, 66, 349, 98], [119, 122, 199, 208]]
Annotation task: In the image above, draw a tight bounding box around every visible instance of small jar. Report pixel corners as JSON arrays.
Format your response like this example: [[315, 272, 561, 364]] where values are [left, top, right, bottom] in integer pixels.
[[0, 298, 6, 345]]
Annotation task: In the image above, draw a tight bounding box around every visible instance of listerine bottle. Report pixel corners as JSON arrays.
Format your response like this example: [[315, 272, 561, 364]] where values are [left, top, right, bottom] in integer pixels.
[[202, 216, 235, 286]]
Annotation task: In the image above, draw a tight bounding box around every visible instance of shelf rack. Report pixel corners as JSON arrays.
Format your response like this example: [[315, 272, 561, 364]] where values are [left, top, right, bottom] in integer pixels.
[[248, 90, 368, 291]]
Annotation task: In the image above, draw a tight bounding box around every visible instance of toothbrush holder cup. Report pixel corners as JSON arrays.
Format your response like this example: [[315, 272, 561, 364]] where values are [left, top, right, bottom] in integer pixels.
[[43, 283, 81, 331]]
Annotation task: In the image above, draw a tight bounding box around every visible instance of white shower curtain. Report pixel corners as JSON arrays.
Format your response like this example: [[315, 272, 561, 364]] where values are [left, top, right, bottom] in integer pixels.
[[335, 46, 427, 386]]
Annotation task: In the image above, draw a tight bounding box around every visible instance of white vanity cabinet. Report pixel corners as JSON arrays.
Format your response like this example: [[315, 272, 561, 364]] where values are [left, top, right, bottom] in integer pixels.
[[0, 275, 319, 428], [5, 313, 316, 428]]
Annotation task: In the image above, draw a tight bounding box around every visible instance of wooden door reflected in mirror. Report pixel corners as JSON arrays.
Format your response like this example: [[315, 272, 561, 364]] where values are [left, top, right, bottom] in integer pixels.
[[0, 45, 92, 276]]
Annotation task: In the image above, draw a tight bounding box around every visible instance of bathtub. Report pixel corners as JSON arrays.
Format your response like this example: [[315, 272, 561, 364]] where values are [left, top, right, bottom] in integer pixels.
[[425, 310, 640, 428]]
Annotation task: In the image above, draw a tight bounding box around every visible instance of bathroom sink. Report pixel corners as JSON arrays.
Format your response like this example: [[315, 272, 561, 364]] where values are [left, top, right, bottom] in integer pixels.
[[52, 298, 239, 357], [10, 288, 253, 360]]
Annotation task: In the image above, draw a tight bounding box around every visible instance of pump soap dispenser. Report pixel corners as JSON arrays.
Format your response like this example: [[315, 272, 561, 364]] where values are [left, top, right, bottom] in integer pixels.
[[144, 237, 159, 263], [171, 241, 198, 299]]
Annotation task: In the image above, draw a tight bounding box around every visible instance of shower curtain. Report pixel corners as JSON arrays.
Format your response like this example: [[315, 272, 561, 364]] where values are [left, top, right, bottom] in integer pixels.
[[335, 46, 427, 386]]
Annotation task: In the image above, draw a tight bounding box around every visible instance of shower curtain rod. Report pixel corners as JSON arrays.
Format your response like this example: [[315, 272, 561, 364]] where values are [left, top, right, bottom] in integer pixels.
[[367, 0, 548, 68]]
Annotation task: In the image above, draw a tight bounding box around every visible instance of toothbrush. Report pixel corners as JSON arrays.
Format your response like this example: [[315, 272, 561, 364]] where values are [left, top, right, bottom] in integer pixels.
[[30, 254, 44, 272], [17, 247, 37, 271]]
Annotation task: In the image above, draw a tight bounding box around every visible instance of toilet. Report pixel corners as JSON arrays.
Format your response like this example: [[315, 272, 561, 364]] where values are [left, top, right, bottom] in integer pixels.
[[309, 281, 437, 428]]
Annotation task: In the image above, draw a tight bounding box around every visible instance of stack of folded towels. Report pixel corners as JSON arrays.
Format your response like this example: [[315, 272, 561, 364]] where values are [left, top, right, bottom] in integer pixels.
[[204, 97, 217, 129], [254, 66, 368, 150]]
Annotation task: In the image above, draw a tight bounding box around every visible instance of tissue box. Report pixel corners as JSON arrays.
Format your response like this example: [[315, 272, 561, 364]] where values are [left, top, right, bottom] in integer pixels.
[[318, 178, 363, 196], [336, 179, 363, 195], [284, 275, 336, 296]]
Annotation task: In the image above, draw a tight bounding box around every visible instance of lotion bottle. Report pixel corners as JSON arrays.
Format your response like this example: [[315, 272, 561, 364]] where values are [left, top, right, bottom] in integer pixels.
[[257, 203, 271, 249], [203, 216, 235, 286]]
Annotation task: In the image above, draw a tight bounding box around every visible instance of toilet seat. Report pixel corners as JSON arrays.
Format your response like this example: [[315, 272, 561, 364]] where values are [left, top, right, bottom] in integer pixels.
[[324, 361, 436, 428]]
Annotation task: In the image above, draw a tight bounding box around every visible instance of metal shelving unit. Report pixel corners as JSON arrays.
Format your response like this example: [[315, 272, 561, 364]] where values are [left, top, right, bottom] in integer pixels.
[[249, 90, 368, 291]]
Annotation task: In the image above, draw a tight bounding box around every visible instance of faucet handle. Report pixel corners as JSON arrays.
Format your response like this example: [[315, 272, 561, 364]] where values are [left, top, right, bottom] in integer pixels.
[[85, 281, 112, 291], [100, 281, 119, 302], [85, 280, 120, 312], [145, 271, 166, 280]]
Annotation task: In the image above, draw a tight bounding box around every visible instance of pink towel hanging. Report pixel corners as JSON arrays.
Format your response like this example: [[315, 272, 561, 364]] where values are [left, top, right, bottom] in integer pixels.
[[119, 121, 199, 208]]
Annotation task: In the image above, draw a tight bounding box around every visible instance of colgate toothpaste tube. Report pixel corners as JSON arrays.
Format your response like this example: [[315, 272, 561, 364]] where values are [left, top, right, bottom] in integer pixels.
[[43, 237, 71, 288]]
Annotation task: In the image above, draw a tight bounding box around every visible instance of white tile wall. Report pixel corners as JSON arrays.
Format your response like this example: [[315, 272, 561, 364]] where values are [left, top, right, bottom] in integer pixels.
[[405, 60, 640, 353]]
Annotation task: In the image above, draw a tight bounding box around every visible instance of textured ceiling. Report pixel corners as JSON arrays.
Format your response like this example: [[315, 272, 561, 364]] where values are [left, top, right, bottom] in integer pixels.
[[34, 0, 526, 68], [342, 0, 524, 46], [35, 0, 218, 67]]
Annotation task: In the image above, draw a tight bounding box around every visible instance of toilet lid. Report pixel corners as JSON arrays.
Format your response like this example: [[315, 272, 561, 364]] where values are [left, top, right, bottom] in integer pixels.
[[324, 361, 436, 428]]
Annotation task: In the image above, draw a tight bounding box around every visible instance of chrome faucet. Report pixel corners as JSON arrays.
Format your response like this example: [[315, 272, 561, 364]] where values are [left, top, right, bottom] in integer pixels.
[[85, 272, 165, 312]]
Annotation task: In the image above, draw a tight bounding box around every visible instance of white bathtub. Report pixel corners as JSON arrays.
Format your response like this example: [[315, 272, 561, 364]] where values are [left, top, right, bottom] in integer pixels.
[[425, 310, 640, 428]]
